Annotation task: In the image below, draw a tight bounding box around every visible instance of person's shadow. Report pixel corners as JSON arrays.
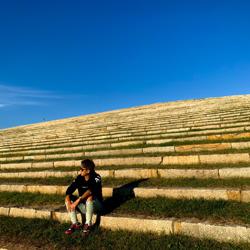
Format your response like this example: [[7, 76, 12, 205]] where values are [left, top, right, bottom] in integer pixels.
[[93, 178, 148, 229]]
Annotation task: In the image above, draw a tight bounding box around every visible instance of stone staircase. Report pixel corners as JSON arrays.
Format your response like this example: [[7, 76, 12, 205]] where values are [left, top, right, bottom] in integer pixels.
[[1, 94, 250, 244]]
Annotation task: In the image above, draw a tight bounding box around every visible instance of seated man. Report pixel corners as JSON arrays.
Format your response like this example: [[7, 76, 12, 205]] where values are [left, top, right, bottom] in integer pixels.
[[64, 159, 103, 235]]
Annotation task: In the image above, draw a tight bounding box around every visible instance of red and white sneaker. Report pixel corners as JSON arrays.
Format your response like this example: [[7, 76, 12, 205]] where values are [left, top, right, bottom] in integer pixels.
[[64, 223, 82, 235], [83, 224, 91, 234]]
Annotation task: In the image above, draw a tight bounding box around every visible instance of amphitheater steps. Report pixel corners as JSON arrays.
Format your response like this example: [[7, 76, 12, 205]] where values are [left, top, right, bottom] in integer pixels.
[[2, 166, 250, 179], [1, 184, 250, 202], [1, 131, 250, 160], [2, 141, 250, 164], [1, 205, 250, 243], [1, 152, 250, 170], [1, 122, 250, 151], [1, 95, 250, 246]]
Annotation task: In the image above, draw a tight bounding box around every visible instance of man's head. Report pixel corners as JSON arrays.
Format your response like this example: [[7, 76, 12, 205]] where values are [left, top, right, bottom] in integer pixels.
[[80, 159, 95, 176]]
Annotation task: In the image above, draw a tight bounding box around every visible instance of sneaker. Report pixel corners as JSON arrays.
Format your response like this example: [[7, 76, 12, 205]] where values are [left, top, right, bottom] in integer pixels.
[[64, 223, 82, 235], [83, 224, 91, 234]]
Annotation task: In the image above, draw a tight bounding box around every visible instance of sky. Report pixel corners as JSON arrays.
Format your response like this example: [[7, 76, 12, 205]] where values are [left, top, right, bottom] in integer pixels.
[[0, 0, 250, 129]]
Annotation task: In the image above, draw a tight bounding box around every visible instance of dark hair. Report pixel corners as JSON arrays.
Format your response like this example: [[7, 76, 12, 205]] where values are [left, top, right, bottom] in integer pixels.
[[81, 159, 95, 172]]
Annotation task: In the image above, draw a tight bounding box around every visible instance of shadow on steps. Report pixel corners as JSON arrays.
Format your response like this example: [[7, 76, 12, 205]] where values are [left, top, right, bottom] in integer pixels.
[[102, 178, 148, 215]]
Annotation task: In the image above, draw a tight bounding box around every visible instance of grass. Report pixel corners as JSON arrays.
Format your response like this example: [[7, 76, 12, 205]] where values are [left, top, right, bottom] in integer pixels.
[[114, 197, 250, 225], [0, 191, 63, 207], [1, 216, 249, 250], [137, 177, 250, 189], [0, 176, 75, 185], [1, 192, 250, 225], [1, 177, 250, 189]]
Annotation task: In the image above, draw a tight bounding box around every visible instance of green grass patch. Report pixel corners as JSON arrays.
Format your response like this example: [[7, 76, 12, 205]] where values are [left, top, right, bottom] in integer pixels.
[[0, 176, 74, 185], [0, 191, 63, 207], [137, 177, 250, 189], [2, 192, 250, 226], [114, 197, 250, 225], [1, 216, 248, 250], [1, 177, 250, 189]]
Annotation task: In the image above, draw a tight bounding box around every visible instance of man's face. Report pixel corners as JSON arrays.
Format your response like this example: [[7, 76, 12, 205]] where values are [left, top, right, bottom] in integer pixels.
[[79, 167, 90, 177]]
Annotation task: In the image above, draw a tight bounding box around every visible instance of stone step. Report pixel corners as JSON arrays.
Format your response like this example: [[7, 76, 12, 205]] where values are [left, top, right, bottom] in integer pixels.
[[2, 141, 250, 163], [1, 152, 250, 169], [0, 184, 249, 202], [0, 166, 250, 179], [0, 205, 250, 243]]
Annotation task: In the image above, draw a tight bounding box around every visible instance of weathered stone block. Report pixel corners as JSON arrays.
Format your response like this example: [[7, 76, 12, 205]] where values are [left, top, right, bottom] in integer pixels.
[[241, 190, 250, 203], [53, 160, 76, 167], [158, 169, 219, 179], [146, 139, 173, 145], [95, 157, 162, 166], [143, 146, 175, 153], [0, 184, 26, 193], [231, 142, 250, 150], [111, 141, 144, 147], [32, 162, 54, 168], [163, 155, 199, 165], [176, 220, 250, 242], [9, 207, 50, 219], [0, 162, 32, 169], [175, 143, 231, 152], [97, 170, 115, 178], [100, 216, 173, 234], [0, 207, 10, 216], [226, 189, 241, 201], [200, 153, 249, 164], [134, 187, 233, 200], [219, 167, 250, 178], [114, 169, 158, 178], [86, 149, 143, 157], [102, 187, 113, 197]]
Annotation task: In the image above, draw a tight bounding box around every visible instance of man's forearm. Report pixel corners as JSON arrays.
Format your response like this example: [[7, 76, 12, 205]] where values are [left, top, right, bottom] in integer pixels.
[[65, 195, 71, 204], [79, 190, 92, 201]]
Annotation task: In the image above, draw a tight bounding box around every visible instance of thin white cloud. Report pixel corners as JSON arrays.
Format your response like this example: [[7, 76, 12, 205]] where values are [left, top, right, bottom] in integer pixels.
[[0, 83, 62, 108]]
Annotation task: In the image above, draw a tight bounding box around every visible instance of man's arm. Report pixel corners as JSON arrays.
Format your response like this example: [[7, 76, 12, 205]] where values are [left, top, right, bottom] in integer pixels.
[[65, 177, 79, 210], [70, 189, 92, 210]]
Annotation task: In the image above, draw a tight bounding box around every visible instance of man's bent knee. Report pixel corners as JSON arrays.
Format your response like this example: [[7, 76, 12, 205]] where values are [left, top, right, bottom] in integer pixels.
[[86, 195, 93, 202]]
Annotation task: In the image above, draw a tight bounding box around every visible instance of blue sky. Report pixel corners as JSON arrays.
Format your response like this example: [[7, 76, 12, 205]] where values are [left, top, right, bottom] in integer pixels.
[[0, 0, 250, 129]]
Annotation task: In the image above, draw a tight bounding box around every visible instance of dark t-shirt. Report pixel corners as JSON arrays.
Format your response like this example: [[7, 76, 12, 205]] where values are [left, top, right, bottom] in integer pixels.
[[66, 171, 103, 201]]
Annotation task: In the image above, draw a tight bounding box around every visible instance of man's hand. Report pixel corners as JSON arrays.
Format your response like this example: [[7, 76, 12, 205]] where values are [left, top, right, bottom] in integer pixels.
[[69, 198, 80, 211]]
